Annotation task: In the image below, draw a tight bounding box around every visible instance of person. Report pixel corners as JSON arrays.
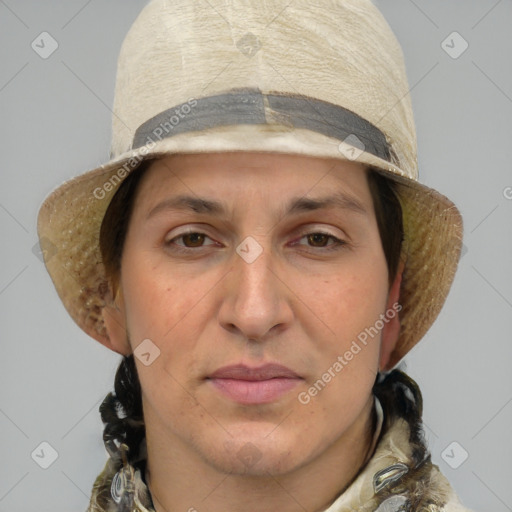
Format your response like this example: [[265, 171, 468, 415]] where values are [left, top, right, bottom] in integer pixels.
[[37, 0, 473, 510]]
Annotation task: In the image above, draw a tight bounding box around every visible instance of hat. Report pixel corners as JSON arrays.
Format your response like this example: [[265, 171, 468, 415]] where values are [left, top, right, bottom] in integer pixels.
[[37, 0, 463, 369]]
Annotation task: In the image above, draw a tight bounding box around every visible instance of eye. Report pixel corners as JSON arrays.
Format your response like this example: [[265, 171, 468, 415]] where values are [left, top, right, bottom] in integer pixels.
[[165, 231, 218, 252], [164, 229, 347, 254], [292, 231, 347, 252]]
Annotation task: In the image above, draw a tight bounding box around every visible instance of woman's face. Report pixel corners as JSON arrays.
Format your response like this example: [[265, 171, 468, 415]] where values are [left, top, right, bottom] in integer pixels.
[[104, 151, 401, 476]]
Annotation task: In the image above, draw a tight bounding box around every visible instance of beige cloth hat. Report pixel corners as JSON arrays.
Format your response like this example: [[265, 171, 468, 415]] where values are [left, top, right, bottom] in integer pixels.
[[37, 0, 463, 369]]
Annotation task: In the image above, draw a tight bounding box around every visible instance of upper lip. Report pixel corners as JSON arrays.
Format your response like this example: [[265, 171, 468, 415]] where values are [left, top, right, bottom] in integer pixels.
[[208, 364, 301, 381]]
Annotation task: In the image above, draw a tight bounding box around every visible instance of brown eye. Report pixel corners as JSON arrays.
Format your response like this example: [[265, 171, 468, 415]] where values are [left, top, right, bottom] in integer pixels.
[[291, 231, 346, 253], [165, 231, 217, 253], [180, 232, 206, 247], [307, 233, 331, 247]]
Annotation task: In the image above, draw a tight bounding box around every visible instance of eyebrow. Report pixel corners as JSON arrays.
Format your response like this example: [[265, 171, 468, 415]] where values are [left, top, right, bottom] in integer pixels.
[[145, 192, 367, 221]]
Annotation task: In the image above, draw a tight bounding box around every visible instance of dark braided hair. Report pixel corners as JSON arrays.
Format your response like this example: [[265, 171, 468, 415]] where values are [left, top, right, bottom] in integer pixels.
[[373, 367, 427, 464], [97, 157, 421, 471], [99, 355, 145, 466]]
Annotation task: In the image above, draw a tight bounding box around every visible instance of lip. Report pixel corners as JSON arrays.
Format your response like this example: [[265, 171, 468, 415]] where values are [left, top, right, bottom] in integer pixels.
[[206, 364, 303, 404], [208, 363, 300, 380]]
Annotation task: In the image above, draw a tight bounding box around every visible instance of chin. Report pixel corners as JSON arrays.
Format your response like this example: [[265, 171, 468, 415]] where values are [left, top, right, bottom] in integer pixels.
[[214, 444, 303, 477], [198, 427, 311, 477]]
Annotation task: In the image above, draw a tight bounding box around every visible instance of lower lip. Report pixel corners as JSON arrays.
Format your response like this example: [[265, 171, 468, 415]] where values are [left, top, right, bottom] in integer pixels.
[[208, 377, 301, 404]]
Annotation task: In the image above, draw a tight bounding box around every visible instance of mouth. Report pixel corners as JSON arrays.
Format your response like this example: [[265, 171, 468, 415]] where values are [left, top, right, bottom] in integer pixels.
[[206, 364, 303, 405]]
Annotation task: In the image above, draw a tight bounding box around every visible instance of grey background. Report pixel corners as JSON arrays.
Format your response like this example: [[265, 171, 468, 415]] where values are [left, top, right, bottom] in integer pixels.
[[1, 1, 511, 510]]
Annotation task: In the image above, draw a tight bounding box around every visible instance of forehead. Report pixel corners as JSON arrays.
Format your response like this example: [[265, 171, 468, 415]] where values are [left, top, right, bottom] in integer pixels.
[[133, 152, 372, 215]]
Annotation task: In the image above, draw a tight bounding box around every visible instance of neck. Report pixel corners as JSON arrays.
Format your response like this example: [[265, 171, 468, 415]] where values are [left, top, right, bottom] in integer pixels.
[[144, 396, 376, 512]]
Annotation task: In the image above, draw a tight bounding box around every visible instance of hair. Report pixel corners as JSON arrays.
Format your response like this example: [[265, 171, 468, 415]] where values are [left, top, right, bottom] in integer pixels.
[[97, 158, 424, 473], [366, 169, 404, 285]]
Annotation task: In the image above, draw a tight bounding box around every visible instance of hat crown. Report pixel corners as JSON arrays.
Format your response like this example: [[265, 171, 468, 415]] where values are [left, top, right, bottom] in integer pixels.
[[111, 0, 417, 179]]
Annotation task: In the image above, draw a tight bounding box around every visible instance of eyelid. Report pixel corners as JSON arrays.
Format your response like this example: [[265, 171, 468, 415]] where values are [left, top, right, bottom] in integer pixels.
[[165, 227, 218, 246], [164, 224, 215, 239], [295, 224, 346, 238], [290, 230, 347, 251]]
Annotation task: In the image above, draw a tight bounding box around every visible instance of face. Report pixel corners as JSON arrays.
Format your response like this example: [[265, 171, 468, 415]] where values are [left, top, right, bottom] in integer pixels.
[[103, 151, 401, 476]]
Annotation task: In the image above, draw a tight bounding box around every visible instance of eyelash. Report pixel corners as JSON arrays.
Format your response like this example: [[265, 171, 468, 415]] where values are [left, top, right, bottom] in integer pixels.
[[165, 230, 346, 254]]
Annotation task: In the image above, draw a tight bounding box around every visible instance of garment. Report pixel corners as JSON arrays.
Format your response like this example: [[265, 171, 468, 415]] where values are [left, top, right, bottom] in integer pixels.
[[323, 397, 472, 511], [86, 390, 473, 512]]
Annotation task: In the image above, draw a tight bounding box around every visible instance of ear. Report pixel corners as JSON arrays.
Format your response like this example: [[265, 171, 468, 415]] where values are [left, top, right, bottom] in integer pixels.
[[379, 260, 404, 371], [100, 288, 132, 356]]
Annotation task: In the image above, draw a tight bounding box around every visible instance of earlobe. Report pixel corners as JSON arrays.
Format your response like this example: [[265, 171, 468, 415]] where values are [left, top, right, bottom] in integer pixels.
[[379, 260, 405, 371], [100, 290, 132, 356]]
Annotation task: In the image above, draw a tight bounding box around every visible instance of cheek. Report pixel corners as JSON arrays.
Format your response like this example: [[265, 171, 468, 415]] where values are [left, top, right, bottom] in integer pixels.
[[305, 264, 388, 344], [298, 274, 385, 423], [296, 255, 389, 407], [119, 254, 221, 390], [121, 260, 208, 417], [121, 256, 198, 343]]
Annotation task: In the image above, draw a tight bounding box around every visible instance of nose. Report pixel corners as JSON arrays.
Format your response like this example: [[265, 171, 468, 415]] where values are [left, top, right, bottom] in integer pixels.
[[217, 238, 294, 342]]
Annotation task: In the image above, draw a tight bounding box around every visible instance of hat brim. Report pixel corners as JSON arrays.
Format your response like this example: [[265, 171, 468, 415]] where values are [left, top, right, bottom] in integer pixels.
[[37, 124, 463, 369]]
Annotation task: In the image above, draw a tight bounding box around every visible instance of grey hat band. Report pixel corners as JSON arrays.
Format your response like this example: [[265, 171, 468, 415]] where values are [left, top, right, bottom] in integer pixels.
[[132, 88, 391, 162]]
